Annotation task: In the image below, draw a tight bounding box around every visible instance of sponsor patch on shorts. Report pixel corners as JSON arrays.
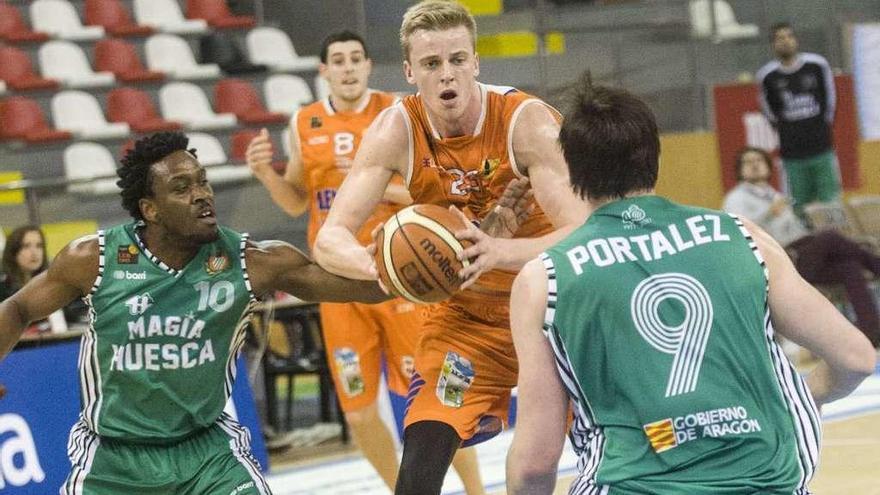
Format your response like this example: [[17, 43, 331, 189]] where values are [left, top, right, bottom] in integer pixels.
[[334, 347, 365, 397], [436, 351, 474, 408]]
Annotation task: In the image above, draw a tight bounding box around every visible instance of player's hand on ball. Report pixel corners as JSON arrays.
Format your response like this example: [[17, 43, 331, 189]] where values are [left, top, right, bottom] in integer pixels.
[[451, 206, 502, 289], [480, 178, 534, 239], [367, 222, 394, 295], [245, 128, 275, 179]]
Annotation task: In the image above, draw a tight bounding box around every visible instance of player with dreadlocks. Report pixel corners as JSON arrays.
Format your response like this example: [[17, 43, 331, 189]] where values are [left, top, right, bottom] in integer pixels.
[[0, 131, 390, 494]]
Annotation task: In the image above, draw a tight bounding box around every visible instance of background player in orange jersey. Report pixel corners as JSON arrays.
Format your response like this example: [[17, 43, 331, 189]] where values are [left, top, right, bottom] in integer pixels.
[[313, 2, 589, 494], [245, 30, 485, 493]]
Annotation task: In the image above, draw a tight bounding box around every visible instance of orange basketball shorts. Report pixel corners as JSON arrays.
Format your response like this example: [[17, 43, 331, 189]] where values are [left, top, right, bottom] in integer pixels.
[[320, 298, 422, 412], [403, 291, 518, 447]]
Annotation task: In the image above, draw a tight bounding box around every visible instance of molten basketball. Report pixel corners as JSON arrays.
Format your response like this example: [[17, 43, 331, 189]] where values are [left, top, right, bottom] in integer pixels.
[[375, 204, 471, 304]]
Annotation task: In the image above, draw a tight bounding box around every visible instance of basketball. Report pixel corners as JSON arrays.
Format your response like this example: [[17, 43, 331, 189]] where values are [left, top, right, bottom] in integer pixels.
[[374, 204, 472, 304]]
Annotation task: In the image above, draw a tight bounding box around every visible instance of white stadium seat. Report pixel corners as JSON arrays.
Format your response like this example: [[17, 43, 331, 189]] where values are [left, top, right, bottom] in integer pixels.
[[30, 0, 105, 41], [38, 41, 116, 88], [246, 27, 320, 73], [52, 91, 131, 140], [0, 81, 7, 95], [63, 142, 120, 195], [133, 0, 208, 34], [159, 82, 237, 130], [689, 0, 759, 40], [187, 132, 252, 184], [264, 74, 314, 114], [145, 34, 221, 80]]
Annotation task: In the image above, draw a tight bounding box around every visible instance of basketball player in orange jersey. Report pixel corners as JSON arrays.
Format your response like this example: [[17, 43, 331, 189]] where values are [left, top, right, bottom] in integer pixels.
[[245, 30, 486, 493], [313, 2, 589, 493]]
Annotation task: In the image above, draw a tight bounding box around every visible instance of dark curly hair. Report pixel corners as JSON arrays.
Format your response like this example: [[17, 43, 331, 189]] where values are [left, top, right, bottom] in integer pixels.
[[117, 131, 196, 221]]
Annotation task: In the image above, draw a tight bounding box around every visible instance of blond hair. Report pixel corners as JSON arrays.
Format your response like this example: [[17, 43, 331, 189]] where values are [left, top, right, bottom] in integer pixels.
[[399, 1, 477, 61]]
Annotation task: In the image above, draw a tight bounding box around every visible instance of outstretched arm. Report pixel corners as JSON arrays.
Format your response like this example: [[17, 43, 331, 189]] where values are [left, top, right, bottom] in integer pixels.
[[747, 218, 875, 405], [245, 240, 389, 303], [506, 258, 568, 494], [0, 236, 98, 361]]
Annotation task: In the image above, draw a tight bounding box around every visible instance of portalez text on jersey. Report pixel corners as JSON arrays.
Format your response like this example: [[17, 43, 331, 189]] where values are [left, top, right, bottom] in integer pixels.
[[566, 214, 732, 274], [109, 315, 215, 371]]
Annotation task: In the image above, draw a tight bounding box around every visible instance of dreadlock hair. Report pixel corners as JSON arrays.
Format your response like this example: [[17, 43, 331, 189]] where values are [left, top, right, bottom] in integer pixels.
[[117, 131, 195, 221]]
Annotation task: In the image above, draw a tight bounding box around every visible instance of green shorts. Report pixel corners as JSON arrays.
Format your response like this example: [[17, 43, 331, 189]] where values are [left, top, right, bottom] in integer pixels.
[[61, 413, 271, 495], [782, 150, 841, 212]]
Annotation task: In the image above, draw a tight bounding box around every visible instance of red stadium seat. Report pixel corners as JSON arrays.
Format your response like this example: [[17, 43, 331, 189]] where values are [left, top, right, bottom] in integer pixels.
[[214, 78, 287, 125], [187, 0, 256, 29], [107, 87, 183, 133], [95, 39, 165, 83], [0, 96, 73, 143], [231, 129, 285, 173], [0, 46, 60, 91], [85, 0, 154, 37], [0, 2, 51, 43]]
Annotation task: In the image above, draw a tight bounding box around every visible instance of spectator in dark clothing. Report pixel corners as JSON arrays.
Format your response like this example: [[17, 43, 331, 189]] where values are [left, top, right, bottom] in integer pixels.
[[723, 147, 880, 348], [0, 225, 67, 334], [756, 22, 841, 218]]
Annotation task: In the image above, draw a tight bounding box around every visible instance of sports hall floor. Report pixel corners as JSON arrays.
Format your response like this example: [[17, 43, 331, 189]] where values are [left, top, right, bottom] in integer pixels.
[[265, 364, 880, 495]]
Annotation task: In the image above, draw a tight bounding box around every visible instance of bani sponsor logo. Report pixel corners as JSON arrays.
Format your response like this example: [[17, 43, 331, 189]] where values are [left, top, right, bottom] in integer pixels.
[[0, 414, 45, 489], [643, 406, 762, 453], [114, 271, 147, 281]]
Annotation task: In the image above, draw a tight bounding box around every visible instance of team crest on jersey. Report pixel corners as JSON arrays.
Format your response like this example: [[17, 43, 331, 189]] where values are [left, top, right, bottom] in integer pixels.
[[310, 116, 323, 128], [117, 244, 139, 264], [205, 252, 230, 276], [622, 204, 652, 229], [480, 158, 501, 178], [125, 293, 154, 316]]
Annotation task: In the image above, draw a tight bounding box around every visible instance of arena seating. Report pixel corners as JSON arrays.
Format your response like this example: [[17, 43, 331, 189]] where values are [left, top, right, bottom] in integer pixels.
[[30, 0, 105, 41], [51, 90, 131, 140], [145, 33, 222, 80], [187, 0, 256, 30], [159, 82, 238, 130], [264, 74, 313, 115], [62, 141, 120, 194], [106, 87, 183, 133], [84, 0, 154, 38], [133, 0, 209, 35], [215, 78, 288, 125], [0, 1, 51, 43], [95, 39, 166, 83], [0, 96, 73, 143], [38, 41, 116, 88], [0, 46, 59, 91], [246, 27, 321, 72]]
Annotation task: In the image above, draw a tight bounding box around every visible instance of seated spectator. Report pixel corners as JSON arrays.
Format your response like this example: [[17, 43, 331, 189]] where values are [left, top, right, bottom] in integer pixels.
[[0, 225, 67, 335], [723, 147, 880, 348]]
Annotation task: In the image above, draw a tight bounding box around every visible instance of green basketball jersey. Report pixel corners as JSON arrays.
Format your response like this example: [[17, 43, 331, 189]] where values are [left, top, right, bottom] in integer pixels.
[[78, 222, 258, 443], [541, 196, 821, 494]]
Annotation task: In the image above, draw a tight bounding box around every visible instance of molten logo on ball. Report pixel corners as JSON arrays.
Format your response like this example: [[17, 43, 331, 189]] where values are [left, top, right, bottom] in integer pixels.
[[419, 238, 457, 284]]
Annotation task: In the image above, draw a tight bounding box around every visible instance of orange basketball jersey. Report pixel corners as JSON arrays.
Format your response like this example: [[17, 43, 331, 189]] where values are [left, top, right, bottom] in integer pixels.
[[296, 90, 400, 247], [398, 83, 554, 292]]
